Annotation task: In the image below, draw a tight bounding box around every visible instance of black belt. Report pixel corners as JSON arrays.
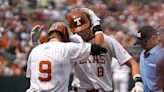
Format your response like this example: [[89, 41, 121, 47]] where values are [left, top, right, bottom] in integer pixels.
[[73, 87, 99, 92]]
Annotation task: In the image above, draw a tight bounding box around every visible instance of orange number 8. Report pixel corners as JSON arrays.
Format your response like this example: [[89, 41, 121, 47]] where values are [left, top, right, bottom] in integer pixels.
[[39, 60, 51, 81]]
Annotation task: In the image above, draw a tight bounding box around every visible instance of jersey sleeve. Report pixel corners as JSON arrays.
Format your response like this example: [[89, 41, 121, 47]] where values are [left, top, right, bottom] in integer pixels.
[[26, 53, 32, 78], [106, 36, 132, 65], [69, 34, 84, 43], [68, 42, 91, 62]]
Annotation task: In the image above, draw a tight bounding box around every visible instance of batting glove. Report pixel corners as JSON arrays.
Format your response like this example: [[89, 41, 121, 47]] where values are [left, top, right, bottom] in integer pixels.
[[131, 74, 144, 92], [81, 8, 100, 27], [30, 25, 44, 46]]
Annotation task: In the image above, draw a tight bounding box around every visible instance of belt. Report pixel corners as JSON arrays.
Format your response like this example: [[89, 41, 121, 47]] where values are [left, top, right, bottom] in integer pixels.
[[73, 87, 99, 92]]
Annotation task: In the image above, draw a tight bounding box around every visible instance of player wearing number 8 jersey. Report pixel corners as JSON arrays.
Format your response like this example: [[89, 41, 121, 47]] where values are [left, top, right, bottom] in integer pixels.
[[26, 22, 107, 92], [68, 8, 143, 92]]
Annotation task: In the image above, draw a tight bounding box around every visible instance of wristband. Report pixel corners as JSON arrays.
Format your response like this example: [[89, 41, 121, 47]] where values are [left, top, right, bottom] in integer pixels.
[[134, 77, 142, 83], [91, 44, 107, 55], [133, 74, 142, 83], [92, 25, 103, 34]]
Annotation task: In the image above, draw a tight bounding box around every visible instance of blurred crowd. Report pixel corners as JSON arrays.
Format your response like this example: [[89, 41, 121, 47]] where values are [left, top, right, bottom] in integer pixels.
[[0, 0, 163, 76]]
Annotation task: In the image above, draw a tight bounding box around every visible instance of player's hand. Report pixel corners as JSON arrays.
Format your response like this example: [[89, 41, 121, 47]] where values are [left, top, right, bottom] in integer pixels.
[[81, 8, 100, 27], [131, 82, 144, 92], [30, 25, 44, 46], [31, 25, 44, 42]]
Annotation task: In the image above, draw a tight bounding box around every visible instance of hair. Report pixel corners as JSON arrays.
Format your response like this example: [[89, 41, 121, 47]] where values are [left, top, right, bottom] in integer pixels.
[[47, 31, 65, 42]]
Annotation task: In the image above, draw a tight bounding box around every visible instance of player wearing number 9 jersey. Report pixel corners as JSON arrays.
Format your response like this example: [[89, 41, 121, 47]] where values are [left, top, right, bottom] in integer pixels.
[[26, 22, 107, 92]]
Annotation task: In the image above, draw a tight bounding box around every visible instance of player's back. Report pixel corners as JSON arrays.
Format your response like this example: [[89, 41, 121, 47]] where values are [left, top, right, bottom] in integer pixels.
[[27, 42, 73, 92]]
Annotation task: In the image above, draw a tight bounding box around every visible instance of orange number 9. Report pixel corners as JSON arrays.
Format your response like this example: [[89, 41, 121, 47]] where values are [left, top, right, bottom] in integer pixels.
[[39, 60, 51, 82]]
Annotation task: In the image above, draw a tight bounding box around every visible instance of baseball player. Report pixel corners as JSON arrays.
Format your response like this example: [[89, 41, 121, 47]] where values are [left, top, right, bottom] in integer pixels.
[[67, 8, 143, 92], [26, 22, 107, 92]]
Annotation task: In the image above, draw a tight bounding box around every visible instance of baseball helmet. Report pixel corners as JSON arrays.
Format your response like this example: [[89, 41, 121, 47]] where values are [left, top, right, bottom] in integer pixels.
[[48, 22, 69, 42], [68, 8, 91, 33]]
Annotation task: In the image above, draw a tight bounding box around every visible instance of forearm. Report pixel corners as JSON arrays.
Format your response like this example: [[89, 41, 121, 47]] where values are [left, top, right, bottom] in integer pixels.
[[93, 25, 106, 49], [80, 8, 106, 49], [126, 58, 143, 92], [125, 58, 140, 78]]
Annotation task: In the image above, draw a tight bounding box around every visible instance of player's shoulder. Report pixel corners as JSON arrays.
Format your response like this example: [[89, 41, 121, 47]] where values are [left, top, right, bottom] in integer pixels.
[[30, 42, 51, 52], [30, 44, 43, 55], [65, 42, 77, 46], [64, 42, 89, 49], [70, 34, 84, 43]]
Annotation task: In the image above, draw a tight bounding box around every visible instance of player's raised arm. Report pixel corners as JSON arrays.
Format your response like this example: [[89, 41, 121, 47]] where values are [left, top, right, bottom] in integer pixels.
[[81, 8, 106, 49], [68, 42, 107, 62]]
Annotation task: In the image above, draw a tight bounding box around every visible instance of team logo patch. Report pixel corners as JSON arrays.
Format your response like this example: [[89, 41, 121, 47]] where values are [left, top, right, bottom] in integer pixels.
[[74, 17, 81, 26]]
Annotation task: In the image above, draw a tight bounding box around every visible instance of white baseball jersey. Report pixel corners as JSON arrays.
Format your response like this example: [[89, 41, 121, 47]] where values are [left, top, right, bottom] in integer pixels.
[[71, 34, 132, 91], [26, 41, 91, 92]]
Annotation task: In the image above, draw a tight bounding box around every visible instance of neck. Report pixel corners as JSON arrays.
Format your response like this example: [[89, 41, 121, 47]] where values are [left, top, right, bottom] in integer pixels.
[[146, 42, 158, 52], [83, 34, 95, 42], [87, 35, 95, 42], [49, 38, 60, 42]]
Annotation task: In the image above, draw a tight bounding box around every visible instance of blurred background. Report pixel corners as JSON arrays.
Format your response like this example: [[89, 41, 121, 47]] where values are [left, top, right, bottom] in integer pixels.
[[0, 0, 163, 92]]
